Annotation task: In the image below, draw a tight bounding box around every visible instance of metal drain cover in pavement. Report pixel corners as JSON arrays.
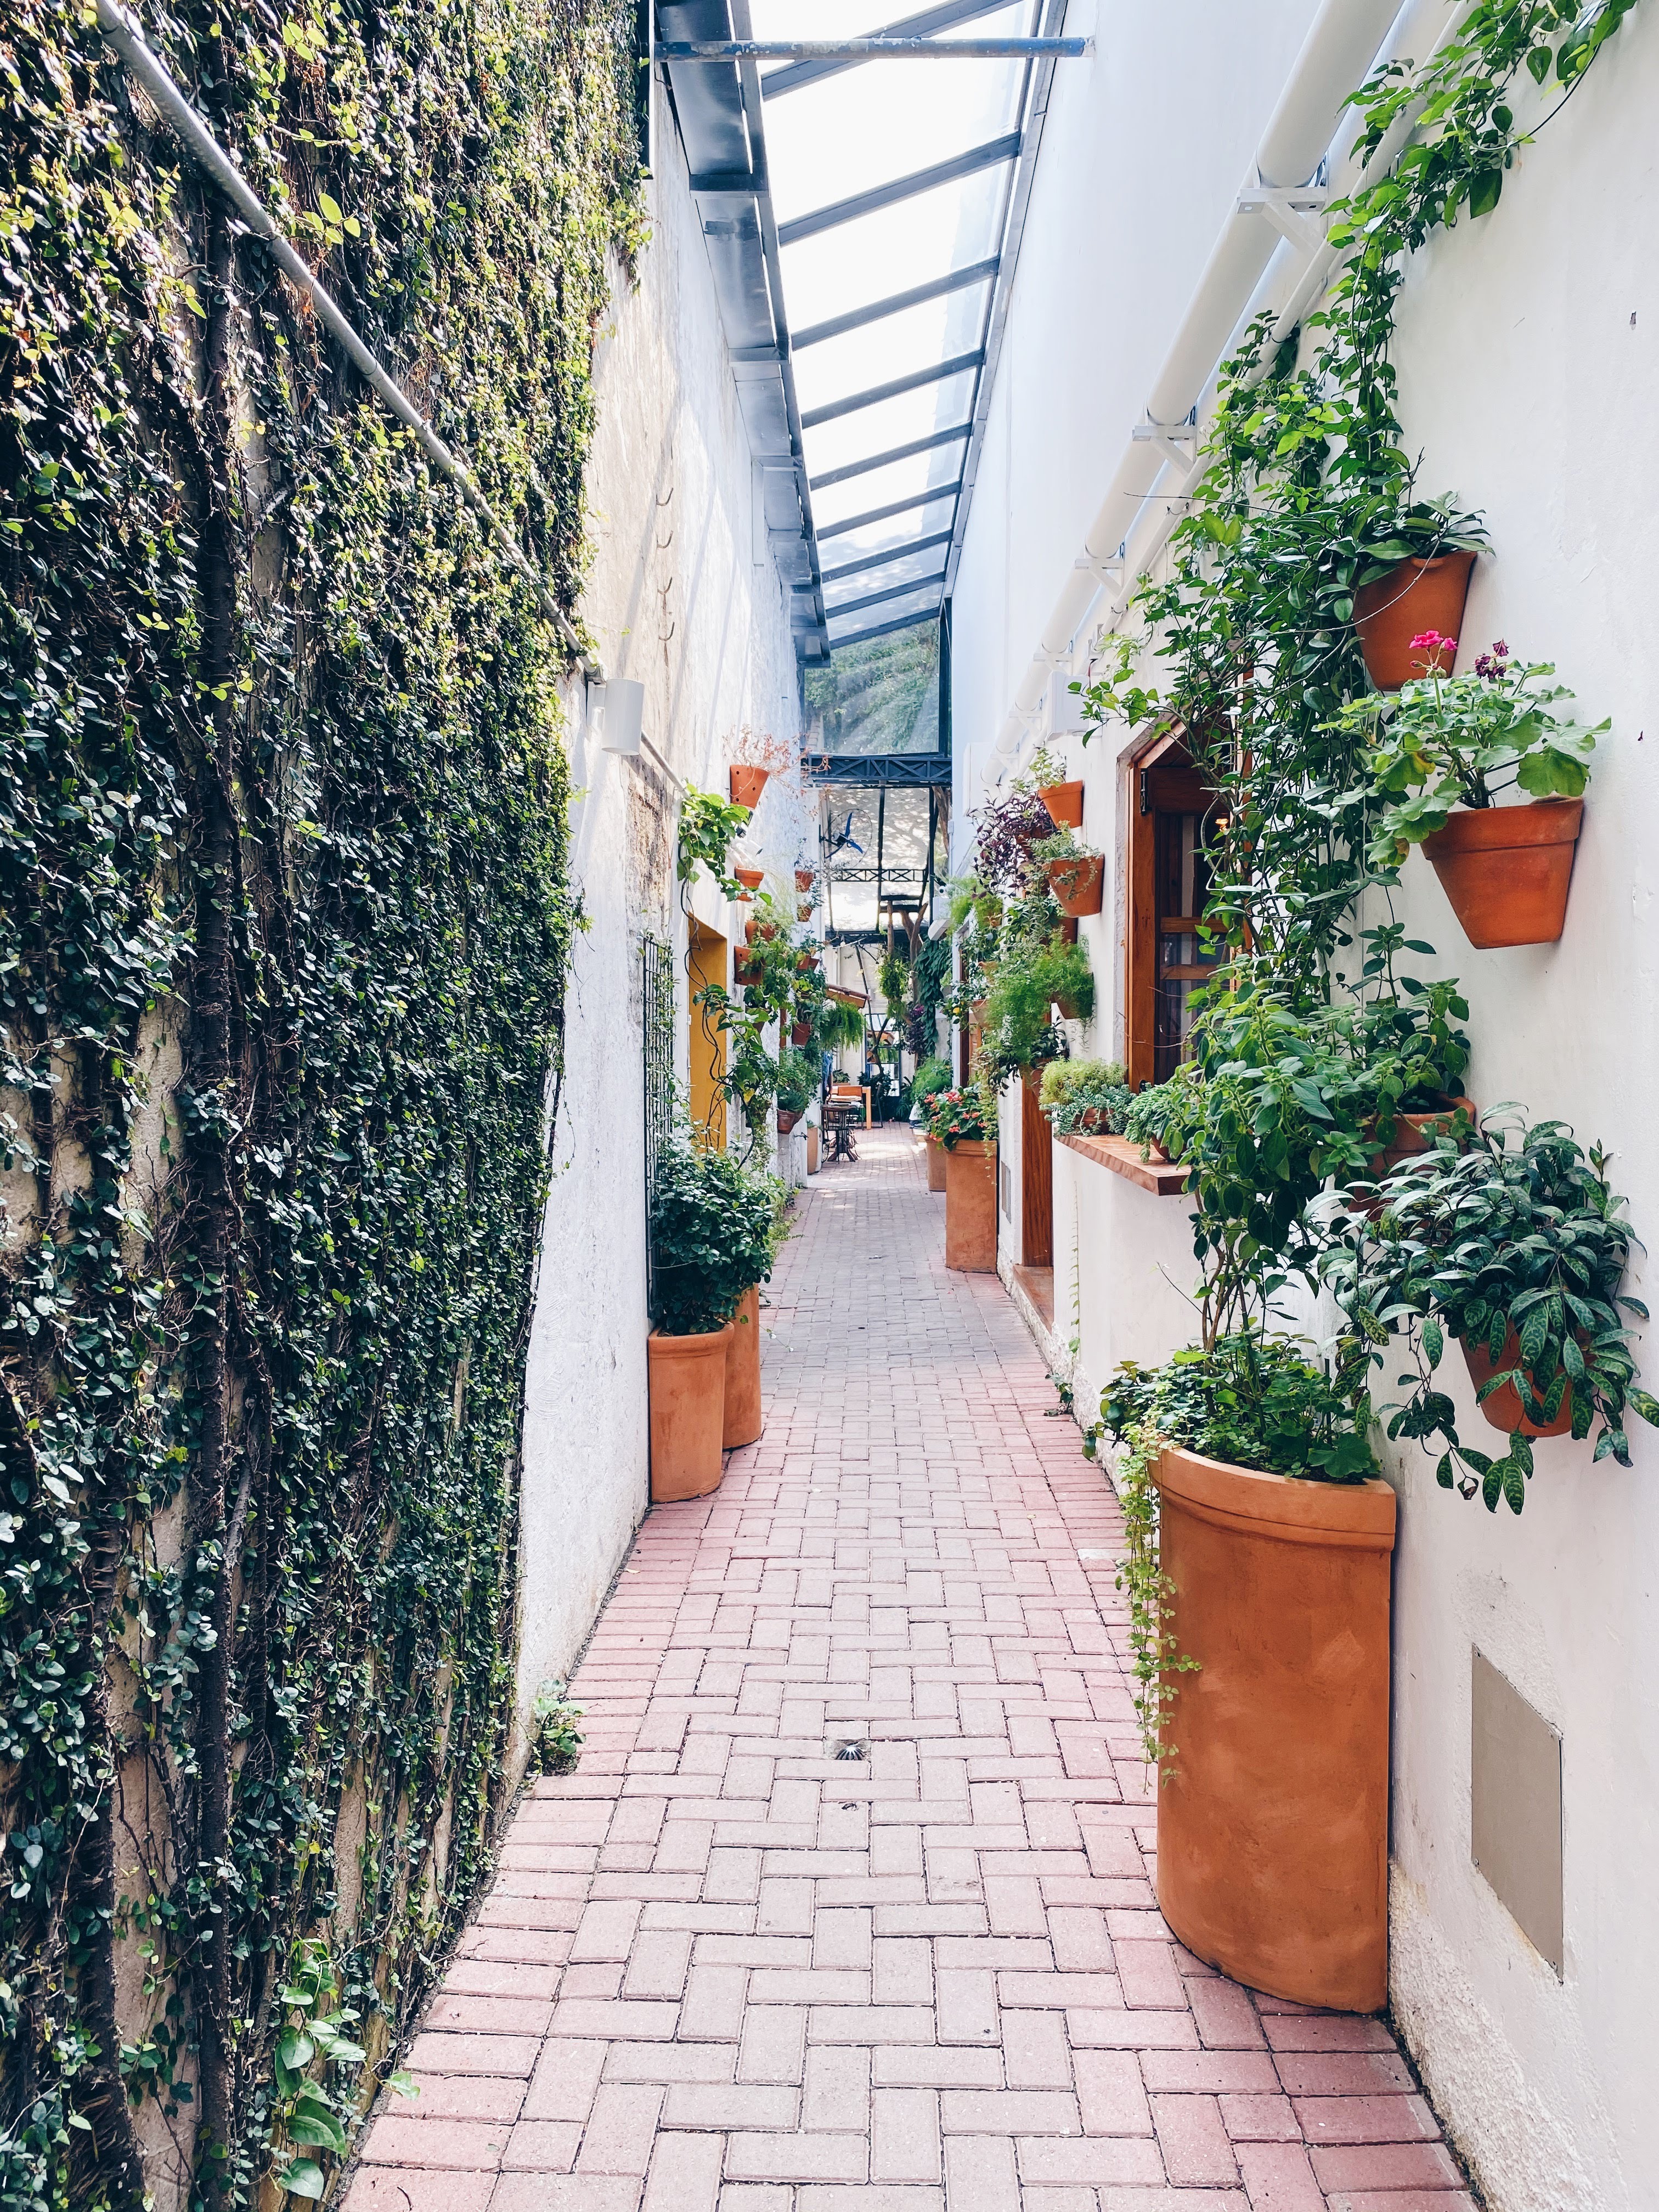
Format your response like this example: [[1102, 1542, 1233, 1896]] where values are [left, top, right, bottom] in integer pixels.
[[832, 1739, 868, 1762]]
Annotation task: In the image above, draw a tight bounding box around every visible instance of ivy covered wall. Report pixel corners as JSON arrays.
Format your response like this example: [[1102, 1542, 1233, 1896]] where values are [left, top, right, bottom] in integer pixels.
[[0, 3, 642, 2206]]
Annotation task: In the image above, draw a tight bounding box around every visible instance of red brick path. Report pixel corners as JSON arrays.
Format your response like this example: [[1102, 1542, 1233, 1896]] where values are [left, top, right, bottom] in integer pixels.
[[347, 1128, 1469, 2212]]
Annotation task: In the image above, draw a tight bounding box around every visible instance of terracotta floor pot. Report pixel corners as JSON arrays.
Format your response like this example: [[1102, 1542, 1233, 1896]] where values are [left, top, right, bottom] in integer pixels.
[[944, 1140, 997, 1270], [648, 1322, 732, 1501], [730, 765, 770, 809], [1462, 1330, 1575, 1437], [1040, 779, 1085, 830], [723, 1285, 763, 1449], [1046, 853, 1104, 917], [1353, 550, 1476, 690], [1154, 1445, 1397, 2012], [927, 1135, 947, 1192], [806, 1126, 820, 1174], [1421, 799, 1582, 948]]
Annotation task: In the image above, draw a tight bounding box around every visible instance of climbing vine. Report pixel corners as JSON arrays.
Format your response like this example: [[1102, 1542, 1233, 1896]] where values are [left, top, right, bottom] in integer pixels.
[[1, 2, 641, 2206]]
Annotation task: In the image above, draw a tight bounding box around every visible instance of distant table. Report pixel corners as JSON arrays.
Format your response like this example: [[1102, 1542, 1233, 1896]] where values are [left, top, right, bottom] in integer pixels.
[[830, 1085, 872, 1126], [822, 1100, 861, 1164]]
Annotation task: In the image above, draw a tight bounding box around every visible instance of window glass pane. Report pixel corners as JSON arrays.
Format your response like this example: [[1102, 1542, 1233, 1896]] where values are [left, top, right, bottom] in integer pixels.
[[817, 781, 938, 936], [811, 439, 966, 521], [781, 162, 1010, 335], [818, 491, 960, 564], [806, 619, 941, 753], [803, 368, 978, 482], [793, 284, 991, 419]]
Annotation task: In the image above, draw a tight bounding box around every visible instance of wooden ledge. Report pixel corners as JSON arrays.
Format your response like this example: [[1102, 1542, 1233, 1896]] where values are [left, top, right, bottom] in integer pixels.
[[1058, 1131, 1190, 1197]]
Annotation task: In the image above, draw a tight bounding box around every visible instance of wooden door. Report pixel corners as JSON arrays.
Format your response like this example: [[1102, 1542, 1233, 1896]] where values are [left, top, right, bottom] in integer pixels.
[[1021, 1068, 1053, 1267]]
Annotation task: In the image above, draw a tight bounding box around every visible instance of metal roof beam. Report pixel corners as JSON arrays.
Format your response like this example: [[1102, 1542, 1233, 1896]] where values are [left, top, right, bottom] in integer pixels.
[[759, 0, 1013, 98], [809, 421, 970, 490], [821, 528, 954, 584], [794, 258, 998, 350], [803, 750, 953, 785], [777, 132, 1020, 247], [664, 38, 1086, 60], [817, 483, 963, 540], [800, 351, 983, 431], [825, 571, 947, 621]]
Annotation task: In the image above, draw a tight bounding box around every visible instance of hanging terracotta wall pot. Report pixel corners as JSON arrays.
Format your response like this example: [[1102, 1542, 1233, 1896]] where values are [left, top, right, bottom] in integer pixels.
[[1040, 779, 1085, 830], [1353, 550, 1476, 689], [795, 867, 815, 892], [1153, 1445, 1396, 2012], [798, 901, 814, 921], [722, 1286, 763, 1449], [944, 1140, 997, 1271], [797, 950, 819, 972], [730, 765, 770, 809], [734, 865, 764, 900], [927, 1135, 947, 1192], [733, 950, 759, 985], [776, 1108, 802, 1136], [1420, 798, 1582, 948], [648, 1321, 733, 1501], [791, 1020, 812, 1047], [1046, 854, 1105, 917], [1365, 1094, 1478, 1179], [1461, 1330, 1576, 1438]]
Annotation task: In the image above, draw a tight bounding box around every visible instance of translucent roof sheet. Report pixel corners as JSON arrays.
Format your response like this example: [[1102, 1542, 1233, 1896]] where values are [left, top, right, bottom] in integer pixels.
[[738, 0, 1046, 652]]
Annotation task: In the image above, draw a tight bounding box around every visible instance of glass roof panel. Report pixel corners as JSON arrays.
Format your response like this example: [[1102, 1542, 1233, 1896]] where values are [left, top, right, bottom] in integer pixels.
[[792, 284, 991, 419], [779, 161, 1011, 338], [808, 622, 942, 756], [802, 367, 978, 481], [819, 492, 960, 566], [826, 583, 944, 640], [809, 436, 967, 522], [823, 543, 948, 610]]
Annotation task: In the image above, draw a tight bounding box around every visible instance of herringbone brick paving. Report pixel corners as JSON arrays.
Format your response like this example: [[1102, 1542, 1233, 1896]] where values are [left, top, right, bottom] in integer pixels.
[[347, 1127, 1469, 2212]]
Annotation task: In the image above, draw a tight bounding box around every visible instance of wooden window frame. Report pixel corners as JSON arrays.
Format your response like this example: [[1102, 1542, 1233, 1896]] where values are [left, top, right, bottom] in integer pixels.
[[1122, 728, 1221, 1091]]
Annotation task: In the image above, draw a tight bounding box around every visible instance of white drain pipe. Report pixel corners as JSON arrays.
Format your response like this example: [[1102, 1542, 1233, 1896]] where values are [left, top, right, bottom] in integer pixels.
[[982, 0, 1439, 785]]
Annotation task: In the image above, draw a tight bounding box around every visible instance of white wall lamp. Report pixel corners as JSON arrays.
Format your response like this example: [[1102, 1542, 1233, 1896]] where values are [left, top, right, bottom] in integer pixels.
[[589, 678, 646, 756]]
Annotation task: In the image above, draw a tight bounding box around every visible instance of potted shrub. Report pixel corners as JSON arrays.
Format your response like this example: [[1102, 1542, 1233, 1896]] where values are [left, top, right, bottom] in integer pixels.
[[909, 1054, 953, 1189], [1327, 1114, 1659, 1493], [647, 1143, 779, 1494], [1033, 828, 1104, 917], [1040, 1057, 1133, 1135], [1098, 1334, 1391, 2012], [1337, 642, 1604, 946], [1350, 499, 1487, 690], [924, 1088, 996, 1269]]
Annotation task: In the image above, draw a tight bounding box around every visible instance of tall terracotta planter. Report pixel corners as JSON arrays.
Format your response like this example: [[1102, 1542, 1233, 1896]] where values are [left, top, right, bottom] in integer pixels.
[[723, 1285, 762, 1449], [1353, 550, 1476, 690], [730, 765, 770, 809], [1040, 779, 1085, 830], [1045, 853, 1104, 917], [648, 1321, 733, 1501], [1153, 1445, 1397, 2011], [806, 1126, 820, 1174], [944, 1140, 997, 1271], [926, 1135, 947, 1192], [1420, 798, 1582, 947]]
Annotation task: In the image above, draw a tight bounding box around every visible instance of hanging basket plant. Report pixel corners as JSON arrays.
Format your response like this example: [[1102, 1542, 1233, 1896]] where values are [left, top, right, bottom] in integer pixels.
[[1033, 830, 1105, 917]]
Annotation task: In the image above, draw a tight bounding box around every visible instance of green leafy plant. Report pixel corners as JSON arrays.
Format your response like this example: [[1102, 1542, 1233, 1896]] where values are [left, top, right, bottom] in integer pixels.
[[910, 1056, 953, 1109], [532, 1679, 585, 1775], [678, 784, 754, 897], [648, 1141, 783, 1336], [1325, 1115, 1659, 1509], [270, 1940, 408, 2202], [774, 1048, 816, 1116], [1333, 644, 1604, 865], [878, 945, 910, 1020], [1039, 1058, 1134, 1135]]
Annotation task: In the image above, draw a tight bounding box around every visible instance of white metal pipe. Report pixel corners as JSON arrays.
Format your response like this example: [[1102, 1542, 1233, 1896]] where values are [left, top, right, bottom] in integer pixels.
[[94, 0, 599, 676], [984, 0, 1410, 774]]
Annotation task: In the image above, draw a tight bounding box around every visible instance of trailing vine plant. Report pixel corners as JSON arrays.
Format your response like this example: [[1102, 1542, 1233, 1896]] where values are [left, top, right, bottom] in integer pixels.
[[1, 2, 642, 2207]]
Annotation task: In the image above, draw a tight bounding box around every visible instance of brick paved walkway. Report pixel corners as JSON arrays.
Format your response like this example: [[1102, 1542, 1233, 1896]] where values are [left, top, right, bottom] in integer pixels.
[[347, 1128, 1470, 2212]]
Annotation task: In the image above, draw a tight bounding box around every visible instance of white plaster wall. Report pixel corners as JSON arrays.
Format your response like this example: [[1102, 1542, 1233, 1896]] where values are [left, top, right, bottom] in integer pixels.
[[950, 4, 1659, 2202], [515, 106, 804, 1742]]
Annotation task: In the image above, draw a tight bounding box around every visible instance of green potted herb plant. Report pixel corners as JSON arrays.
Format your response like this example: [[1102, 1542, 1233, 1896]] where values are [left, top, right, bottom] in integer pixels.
[[648, 1139, 781, 1493], [1039, 1058, 1134, 1135], [1326, 1113, 1658, 1507], [1335, 642, 1603, 946]]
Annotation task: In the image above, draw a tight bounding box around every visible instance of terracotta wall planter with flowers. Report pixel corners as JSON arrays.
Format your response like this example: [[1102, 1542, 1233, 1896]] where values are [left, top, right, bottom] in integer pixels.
[[1039, 779, 1085, 830], [1153, 1445, 1396, 2011], [722, 1286, 762, 1449], [1046, 853, 1104, 917], [944, 1141, 997, 1271], [730, 765, 770, 809], [1421, 798, 1582, 947], [1353, 551, 1475, 689], [648, 1322, 733, 1500]]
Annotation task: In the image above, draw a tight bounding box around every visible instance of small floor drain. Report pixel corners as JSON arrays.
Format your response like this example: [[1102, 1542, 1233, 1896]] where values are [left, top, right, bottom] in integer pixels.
[[832, 1739, 868, 1762]]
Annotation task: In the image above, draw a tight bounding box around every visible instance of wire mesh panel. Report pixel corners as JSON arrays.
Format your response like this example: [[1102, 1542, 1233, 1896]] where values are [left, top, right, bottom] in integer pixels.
[[642, 934, 676, 1311]]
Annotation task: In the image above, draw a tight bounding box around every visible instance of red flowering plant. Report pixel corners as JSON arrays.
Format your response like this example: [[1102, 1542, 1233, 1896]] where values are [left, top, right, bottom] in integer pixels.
[[922, 1087, 990, 1150], [1330, 639, 1605, 869]]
